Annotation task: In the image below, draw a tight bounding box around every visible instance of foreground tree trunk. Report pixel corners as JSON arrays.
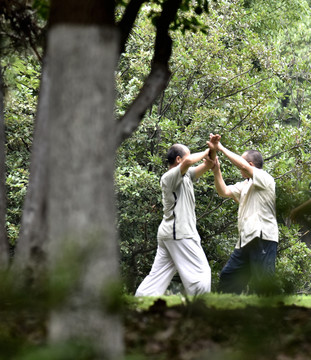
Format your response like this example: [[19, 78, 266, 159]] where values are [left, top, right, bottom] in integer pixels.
[[13, 0, 182, 357], [46, 24, 122, 357], [13, 0, 123, 358]]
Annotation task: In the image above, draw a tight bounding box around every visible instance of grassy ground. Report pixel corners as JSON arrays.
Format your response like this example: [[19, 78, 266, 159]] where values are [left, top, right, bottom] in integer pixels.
[[124, 293, 311, 360], [127, 293, 311, 310], [0, 289, 310, 359]]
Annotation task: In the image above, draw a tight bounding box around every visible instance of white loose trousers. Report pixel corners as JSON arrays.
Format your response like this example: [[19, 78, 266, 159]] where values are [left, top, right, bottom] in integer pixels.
[[135, 238, 211, 296]]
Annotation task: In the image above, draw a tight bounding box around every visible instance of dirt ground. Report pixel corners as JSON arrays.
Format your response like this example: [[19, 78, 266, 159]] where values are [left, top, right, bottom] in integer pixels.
[[124, 298, 311, 360]]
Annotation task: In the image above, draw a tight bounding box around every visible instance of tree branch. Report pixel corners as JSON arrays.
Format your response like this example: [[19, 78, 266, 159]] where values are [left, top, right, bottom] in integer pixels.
[[117, 0, 146, 54], [275, 168, 297, 180], [197, 198, 231, 221], [229, 101, 262, 132], [117, 64, 170, 142], [117, 0, 182, 144], [200, 67, 252, 104], [122, 245, 157, 261], [214, 77, 269, 102], [240, 117, 267, 147], [159, 70, 197, 118], [264, 144, 301, 161]]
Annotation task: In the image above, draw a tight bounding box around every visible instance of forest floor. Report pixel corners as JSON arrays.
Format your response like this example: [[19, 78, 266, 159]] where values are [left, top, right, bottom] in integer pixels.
[[124, 294, 311, 360]]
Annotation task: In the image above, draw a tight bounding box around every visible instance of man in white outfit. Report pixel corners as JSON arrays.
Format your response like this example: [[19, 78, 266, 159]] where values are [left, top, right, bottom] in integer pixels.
[[135, 144, 215, 296]]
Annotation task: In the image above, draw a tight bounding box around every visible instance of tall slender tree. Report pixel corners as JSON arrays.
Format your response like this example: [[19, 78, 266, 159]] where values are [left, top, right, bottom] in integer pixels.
[[0, 66, 9, 268]]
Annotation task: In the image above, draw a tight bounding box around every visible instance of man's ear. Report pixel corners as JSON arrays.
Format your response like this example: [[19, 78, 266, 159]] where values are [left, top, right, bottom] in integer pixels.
[[176, 155, 182, 164], [249, 161, 255, 167]]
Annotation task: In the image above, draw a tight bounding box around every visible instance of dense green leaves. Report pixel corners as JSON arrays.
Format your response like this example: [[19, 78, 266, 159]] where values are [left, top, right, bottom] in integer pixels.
[[2, 55, 39, 245], [116, 0, 311, 293], [1, 0, 311, 293]]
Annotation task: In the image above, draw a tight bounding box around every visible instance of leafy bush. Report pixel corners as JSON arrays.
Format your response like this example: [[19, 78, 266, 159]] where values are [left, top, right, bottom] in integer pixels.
[[2, 54, 39, 245], [276, 225, 311, 294], [115, 164, 162, 291]]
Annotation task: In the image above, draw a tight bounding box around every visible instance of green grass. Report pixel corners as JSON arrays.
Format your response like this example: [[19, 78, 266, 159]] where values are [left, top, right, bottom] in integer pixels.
[[127, 292, 311, 310]]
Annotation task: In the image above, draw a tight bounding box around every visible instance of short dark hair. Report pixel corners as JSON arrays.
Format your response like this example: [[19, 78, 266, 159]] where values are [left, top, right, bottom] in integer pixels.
[[167, 144, 187, 165], [244, 150, 263, 169]]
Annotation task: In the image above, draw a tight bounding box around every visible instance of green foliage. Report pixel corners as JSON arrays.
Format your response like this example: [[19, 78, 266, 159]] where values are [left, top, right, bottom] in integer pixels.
[[244, 0, 310, 37], [115, 164, 162, 291], [32, 0, 50, 21], [1, 0, 311, 296], [1, 54, 40, 245], [276, 224, 311, 294], [116, 0, 311, 294]]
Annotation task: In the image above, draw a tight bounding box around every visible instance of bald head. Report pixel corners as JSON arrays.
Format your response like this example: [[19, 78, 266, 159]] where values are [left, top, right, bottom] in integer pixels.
[[167, 144, 190, 165]]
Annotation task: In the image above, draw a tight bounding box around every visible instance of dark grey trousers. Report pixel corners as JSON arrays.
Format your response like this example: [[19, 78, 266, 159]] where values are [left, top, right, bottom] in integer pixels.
[[218, 237, 278, 295]]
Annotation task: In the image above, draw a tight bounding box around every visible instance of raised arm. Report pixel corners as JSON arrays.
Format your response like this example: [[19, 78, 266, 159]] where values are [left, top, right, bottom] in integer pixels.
[[194, 155, 216, 179], [208, 133, 253, 178], [212, 157, 234, 199], [180, 149, 213, 178]]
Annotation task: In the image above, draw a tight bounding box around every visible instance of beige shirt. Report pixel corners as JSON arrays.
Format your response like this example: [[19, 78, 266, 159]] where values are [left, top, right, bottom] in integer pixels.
[[228, 167, 278, 248], [157, 165, 200, 241]]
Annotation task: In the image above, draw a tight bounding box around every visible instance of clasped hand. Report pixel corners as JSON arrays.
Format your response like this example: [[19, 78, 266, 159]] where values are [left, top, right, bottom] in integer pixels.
[[207, 133, 221, 151]]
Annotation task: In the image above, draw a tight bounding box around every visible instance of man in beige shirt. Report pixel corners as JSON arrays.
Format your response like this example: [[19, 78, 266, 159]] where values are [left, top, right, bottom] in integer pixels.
[[208, 134, 278, 294]]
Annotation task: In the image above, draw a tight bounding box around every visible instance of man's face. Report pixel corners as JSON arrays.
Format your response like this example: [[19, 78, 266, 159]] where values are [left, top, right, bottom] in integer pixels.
[[173, 145, 190, 167]]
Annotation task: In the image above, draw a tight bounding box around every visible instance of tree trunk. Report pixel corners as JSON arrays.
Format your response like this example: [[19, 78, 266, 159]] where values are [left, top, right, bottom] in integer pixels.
[[13, 60, 50, 281], [0, 66, 9, 268], [12, 0, 181, 356], [46, 24, 122, 358]]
